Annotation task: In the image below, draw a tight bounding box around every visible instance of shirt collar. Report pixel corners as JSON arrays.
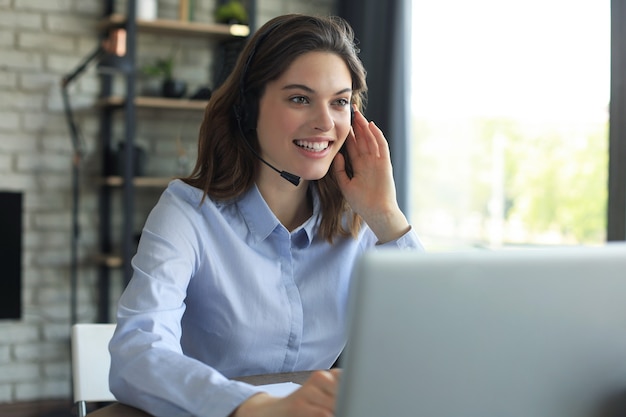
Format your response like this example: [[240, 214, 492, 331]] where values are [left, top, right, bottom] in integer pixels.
[[236, 183, 321, 247]]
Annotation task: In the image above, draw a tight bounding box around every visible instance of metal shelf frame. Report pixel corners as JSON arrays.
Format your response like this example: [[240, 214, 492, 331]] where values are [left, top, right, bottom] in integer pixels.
[[96, 0, 254, 322]]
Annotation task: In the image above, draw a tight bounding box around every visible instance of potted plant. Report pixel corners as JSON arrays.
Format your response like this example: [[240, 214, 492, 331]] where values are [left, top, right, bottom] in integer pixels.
[[214, 0, 248, 25], [141, 52, 187, 98]]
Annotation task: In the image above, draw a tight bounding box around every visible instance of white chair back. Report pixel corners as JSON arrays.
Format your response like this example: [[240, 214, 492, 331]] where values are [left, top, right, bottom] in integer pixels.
[[71, 323, 117, 417]]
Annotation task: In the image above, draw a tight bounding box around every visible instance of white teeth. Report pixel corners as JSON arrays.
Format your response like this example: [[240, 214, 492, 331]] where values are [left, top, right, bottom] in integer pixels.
[[295, 140, 330, 152]]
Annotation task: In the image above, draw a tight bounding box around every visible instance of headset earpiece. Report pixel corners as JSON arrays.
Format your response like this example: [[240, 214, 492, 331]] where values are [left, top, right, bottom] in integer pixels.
[[243, 99, 258, 132], [235, 21, 283, 136]]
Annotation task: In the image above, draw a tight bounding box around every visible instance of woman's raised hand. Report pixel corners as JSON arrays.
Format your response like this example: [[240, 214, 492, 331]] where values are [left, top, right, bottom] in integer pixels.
[[333, 108, 411, 243]]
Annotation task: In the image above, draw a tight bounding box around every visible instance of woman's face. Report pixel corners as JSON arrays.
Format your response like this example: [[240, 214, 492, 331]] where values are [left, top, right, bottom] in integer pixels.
[[255, 51, 353, 184]]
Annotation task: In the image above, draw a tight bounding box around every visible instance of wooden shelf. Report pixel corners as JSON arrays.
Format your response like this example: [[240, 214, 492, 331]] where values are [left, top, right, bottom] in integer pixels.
[[102, 176, 173, 188], [101, 14, 249, 38], [99, 96, 208, 110], [96, 254, 123, 268]]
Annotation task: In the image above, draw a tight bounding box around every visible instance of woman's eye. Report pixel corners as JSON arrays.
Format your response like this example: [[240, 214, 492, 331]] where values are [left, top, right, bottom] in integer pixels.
[[290, 96, 309, 105], [336, 98, 350, 106]]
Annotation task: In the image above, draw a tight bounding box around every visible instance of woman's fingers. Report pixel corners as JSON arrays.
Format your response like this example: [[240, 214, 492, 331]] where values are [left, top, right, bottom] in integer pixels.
[[351, 108, 381, 158], [281, 370, 339, 417], [232, 370, 340, 417]]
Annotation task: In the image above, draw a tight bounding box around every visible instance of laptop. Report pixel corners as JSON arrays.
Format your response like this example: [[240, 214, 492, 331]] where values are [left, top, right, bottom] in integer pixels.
[[336, 244, 626, 417]]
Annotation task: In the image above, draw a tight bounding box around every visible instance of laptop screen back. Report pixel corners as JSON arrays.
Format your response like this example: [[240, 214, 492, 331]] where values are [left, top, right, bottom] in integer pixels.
[[337, 245, 626, 417]]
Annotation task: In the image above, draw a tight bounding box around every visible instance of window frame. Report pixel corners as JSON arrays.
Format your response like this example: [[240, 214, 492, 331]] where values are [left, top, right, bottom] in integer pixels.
[[608, 0, 626, 241]]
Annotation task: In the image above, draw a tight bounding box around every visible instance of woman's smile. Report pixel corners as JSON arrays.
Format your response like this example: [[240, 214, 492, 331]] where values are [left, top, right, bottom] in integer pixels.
[[294, 139, 333, 153]]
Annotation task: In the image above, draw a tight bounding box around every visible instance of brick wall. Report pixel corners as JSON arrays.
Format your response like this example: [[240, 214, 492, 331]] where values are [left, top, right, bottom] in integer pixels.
[[0, 0, 333, 405]]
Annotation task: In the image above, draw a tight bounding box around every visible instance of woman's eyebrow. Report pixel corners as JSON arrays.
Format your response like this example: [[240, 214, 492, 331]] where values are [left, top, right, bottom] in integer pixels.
[[282, 84, 352, 95]]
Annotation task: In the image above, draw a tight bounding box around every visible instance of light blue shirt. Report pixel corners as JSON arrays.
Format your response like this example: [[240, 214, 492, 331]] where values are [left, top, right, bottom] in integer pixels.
[[109, 179, 423, 417]]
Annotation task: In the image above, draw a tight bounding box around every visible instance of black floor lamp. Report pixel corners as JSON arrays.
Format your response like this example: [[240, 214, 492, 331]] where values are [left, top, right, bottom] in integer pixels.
[[60, 28, 126, 326], [47, 29, 126, 417]]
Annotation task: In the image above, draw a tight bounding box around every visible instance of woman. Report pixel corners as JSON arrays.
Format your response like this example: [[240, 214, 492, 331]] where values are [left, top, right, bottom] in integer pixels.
[[109, 13, 423, 417]]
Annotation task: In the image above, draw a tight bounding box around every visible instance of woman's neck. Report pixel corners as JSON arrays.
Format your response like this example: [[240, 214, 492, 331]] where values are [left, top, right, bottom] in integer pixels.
[[256, 177, 312, 232]]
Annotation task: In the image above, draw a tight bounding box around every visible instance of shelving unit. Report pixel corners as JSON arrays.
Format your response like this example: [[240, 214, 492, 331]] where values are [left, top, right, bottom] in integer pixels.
[[98, 95, 209, 110], [101, 13, 250, 37], [96, 0, 253, 322]]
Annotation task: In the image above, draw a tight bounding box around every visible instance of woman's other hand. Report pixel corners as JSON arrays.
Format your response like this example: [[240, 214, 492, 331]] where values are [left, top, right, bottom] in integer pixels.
[[232, 369, 341, 417]]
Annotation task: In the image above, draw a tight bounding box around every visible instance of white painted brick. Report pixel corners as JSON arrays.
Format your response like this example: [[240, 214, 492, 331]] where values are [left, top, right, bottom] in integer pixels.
[[29, 245, 71, 265], [36, 303, 72, 321], [21, 111, 68, 136], [76, 35, 106, 55], [39, 133, 84, 154], [16, 153, 70, 173], [0, 384, 11, 403], [14, 0, 73, 12], [0, 131, 38, 151], [0, 346, 10, 364], [0, 110, 20, 130], [48, 52, 102, 77], [0, 363, 40, 383], [0, 30, 15, 47], [45, 14, 98, 36], [36, 286, 71, 307], [42, 323, 71, 342], [75, 1, 102, 16], [24, 190, 67, 210], [77, 75, 101, 95], [0, 173, 39, 190], [44, 360, 71, 379], [46, 85, 97, 112], [38, 172, 76, 189], [0, 71, 18, 88], [14, 341, 70, 361], [22, 267, 66, 287], [0, 324, 39, 345], [0, 154, 11, 171], [15, 378, 70, 401], [18, 32, 75, 52], [0, 11, 43, 30], [0, 49, 43, 71], [0, 91, 45, 111], [18, 71, 60, 93]]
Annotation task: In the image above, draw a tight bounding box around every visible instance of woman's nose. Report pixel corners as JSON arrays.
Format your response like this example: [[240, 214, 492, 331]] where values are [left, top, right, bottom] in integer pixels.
[[312, 106, 334, 131]]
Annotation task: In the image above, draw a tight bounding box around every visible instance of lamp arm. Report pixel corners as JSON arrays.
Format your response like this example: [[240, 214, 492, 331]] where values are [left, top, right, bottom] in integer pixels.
[[61, 46, 106, 88], [61, 28, 126, 87], [60, 84, 84, 160]]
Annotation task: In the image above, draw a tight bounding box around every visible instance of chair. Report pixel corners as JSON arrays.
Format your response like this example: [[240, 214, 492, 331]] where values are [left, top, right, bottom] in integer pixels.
[[71, 323, 117, 417]]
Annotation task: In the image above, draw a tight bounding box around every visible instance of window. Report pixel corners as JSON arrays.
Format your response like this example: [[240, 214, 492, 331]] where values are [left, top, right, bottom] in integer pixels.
[[410, 0, 610, 250]]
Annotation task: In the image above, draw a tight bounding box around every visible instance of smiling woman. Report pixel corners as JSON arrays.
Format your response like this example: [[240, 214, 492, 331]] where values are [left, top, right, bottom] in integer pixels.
[[107, 14, 423, 417], [410, 0, 609, 249]]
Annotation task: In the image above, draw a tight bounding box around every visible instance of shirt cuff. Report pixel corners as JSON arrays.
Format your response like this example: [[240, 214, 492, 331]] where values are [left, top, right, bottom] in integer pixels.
[[377, 226, 425, 251]]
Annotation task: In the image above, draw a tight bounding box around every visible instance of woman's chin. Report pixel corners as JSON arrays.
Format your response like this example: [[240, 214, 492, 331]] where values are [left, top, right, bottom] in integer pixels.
[[302, 167, 333, 182]]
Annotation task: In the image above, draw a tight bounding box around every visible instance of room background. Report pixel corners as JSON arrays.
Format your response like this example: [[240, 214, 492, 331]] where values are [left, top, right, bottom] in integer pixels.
[[0, 0, 337, 411]]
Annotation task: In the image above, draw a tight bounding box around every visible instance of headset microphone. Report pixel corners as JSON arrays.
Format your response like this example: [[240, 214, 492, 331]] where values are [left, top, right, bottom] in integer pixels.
[[234, 109, 301, 186], [247, 141, 301, 186]]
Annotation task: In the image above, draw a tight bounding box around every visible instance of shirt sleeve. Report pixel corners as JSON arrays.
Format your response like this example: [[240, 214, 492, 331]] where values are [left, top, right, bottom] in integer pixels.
[[108, 188, 262, 417], [376, 226, 425, 251]]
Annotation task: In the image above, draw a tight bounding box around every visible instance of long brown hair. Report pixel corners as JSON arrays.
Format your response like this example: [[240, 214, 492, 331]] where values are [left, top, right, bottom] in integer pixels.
[[182, 14, 368, 242]]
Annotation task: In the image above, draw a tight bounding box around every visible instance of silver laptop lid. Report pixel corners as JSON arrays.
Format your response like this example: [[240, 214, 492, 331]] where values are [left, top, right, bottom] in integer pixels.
[[337, 245, 626, 417]]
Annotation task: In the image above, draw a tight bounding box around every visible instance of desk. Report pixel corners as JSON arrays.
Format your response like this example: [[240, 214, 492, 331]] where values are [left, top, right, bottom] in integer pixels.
[[87, 371, 313, 417]]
